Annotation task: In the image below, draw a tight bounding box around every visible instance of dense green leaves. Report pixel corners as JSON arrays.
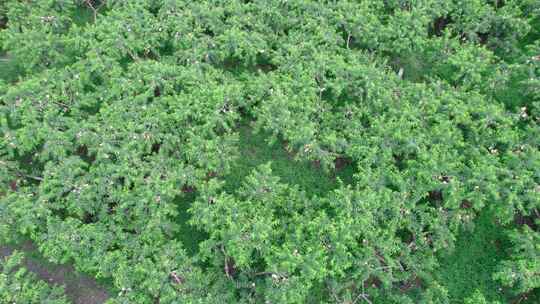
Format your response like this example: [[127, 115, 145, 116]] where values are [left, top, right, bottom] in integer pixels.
[[0, 0, 538, 303], [494, 226, 540, 295]]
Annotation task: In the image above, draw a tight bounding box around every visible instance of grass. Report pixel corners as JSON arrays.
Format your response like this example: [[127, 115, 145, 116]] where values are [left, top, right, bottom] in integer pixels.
[[174, 190, 209, 256], [435, 210, 512, 303], [0, 53, 22, 83], [225, 124, 355, 196], [71, 5, 95, 26]]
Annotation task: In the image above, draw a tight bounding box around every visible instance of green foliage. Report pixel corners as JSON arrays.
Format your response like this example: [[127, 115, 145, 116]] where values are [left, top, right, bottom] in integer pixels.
[[464, 290, 500, 304], [494, 225, 540, 295], [435, 210, 511, 302], [0, 251, 70, 304], [0, 54, 21, 83], [0, 0, 538, 303], [226, 125, 354, 196]]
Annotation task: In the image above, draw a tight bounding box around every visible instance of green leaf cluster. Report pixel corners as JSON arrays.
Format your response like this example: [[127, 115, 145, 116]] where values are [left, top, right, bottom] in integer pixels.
[[0, 0, 538, 303]]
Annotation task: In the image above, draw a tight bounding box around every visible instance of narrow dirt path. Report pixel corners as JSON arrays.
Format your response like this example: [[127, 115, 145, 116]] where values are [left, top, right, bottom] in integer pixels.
[[0, 241, 110, 304]]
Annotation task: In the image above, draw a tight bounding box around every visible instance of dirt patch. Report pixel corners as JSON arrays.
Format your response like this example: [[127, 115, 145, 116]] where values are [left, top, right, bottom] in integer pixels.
[[399, 276, 423, 293], [363, 275, 382, 289], [0, 241, 110, 304], [334, 156, 352, 171], [514, 212, 539, 230], [181, 184, 197, 193], [460, 199, 473, 209], [281, 140, 297, 159]]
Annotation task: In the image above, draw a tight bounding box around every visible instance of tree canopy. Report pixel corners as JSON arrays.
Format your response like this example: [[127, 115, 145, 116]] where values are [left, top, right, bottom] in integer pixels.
[[0, 1, 539, 303]]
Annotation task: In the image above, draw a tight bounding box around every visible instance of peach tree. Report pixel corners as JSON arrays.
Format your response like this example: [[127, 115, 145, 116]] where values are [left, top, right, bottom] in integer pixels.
[[0, 0, 538, 303]]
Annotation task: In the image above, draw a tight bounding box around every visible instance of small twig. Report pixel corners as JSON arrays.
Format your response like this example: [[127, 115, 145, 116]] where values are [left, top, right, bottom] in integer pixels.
[[84, 0, 98, 22], [170, 271, 184, 285], [397, 261, 406, 272], [1, 161, 44, 182], [352, 293, 372, 304], [374, 266, 393, 272], [253, 271, 276, 276], [360, 294, 373, 304], [220, 245, 236, 280], [17, 173, 44, 181], [374, 251, 386, 265], [123, 43, 140, 62], [513, 292, 528, 304], [52, 100, 70, 108]]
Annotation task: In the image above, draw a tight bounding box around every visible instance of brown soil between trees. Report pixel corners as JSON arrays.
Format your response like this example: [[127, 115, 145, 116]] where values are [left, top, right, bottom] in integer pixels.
[[0, 241, 110, 304]]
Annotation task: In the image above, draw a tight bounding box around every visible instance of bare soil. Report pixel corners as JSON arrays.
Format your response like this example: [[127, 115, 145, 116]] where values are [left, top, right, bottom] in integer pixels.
[[0, 241, 110, 304]]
